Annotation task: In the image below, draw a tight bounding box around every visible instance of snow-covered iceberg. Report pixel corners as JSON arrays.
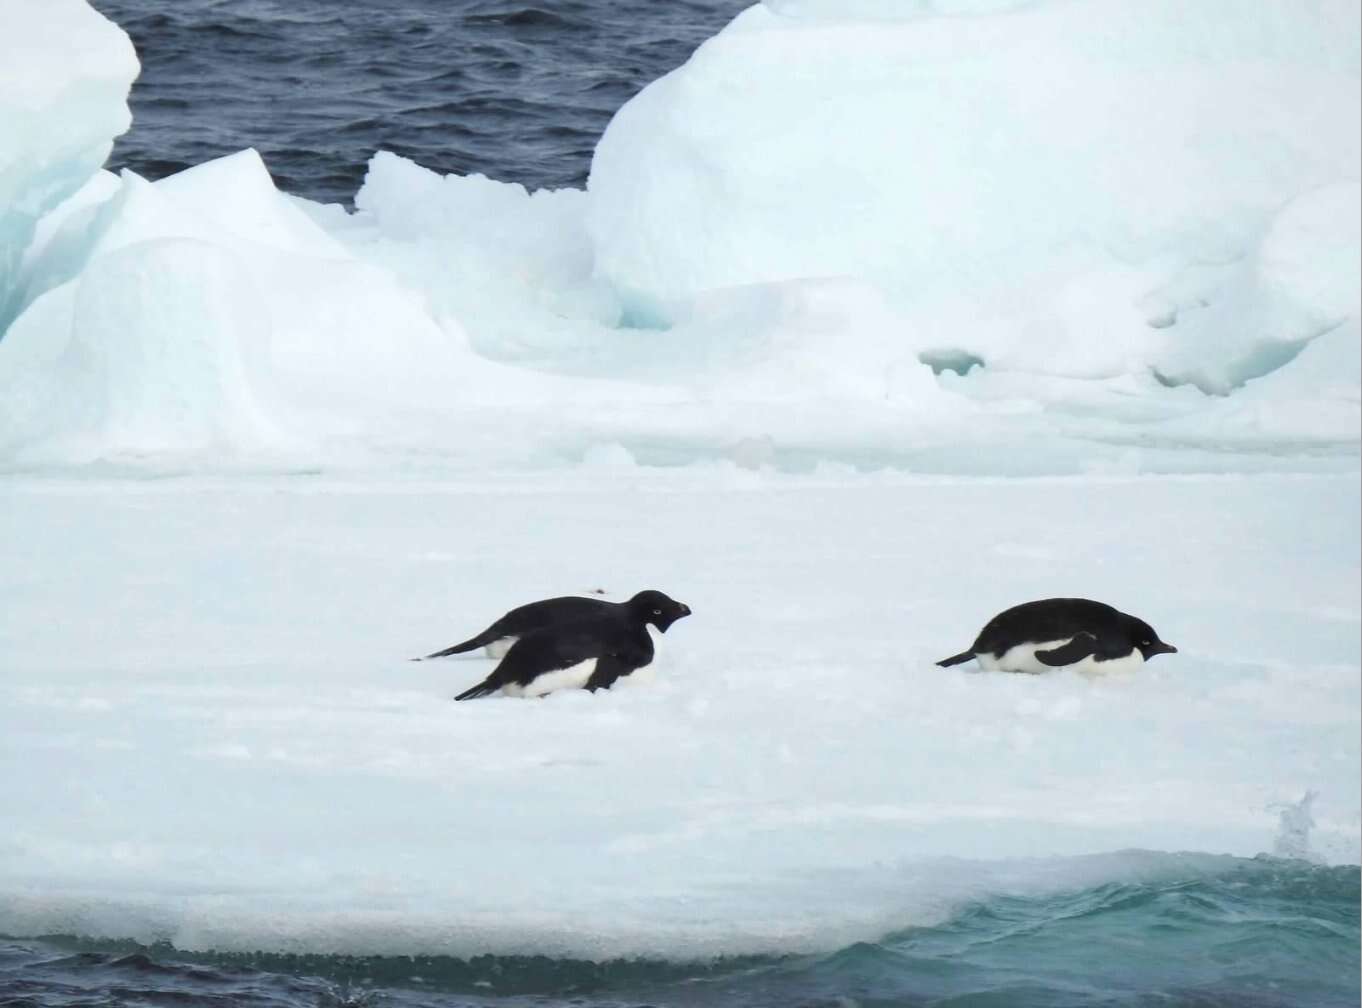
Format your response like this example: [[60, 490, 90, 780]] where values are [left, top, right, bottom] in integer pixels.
[[0, 0, 137, 330], [0, 151, 482, 462], [588, 0, 1359, 349]]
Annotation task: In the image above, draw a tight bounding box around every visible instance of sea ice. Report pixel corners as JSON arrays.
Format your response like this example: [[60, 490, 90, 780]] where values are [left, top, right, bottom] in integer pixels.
[[0, 472, 1356, 957], [0, 0, 137, 330]]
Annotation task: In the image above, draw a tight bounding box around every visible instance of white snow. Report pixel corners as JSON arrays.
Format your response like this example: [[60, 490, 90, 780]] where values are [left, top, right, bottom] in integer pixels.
[[0, 471, 1356, 957], [0, 0, 137, 330], [588, 0, 1360, 398]]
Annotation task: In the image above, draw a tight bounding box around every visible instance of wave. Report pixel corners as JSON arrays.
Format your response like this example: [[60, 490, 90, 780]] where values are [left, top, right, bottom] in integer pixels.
[[5, 856, 1357, 1007]]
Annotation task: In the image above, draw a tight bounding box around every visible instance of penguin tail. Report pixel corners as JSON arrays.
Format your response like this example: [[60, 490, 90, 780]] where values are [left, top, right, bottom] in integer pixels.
[[418, 631, 495, 661], [935, 651, 975, 668], [454, 679, 498, 702]]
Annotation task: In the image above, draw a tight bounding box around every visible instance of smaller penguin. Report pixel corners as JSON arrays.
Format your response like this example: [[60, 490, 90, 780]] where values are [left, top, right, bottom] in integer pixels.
[[936, 598, 1176, 675], [419, 590, 653, 661], [453, 590, 691, 700]]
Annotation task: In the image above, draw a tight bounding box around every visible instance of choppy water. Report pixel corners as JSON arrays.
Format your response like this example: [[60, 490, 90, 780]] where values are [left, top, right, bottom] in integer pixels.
[[3, 857, 1358, 1007], [87, 0, 747, 204]]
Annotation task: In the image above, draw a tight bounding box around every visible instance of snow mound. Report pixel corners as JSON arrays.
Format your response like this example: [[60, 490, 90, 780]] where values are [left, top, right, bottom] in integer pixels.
[[349, 150, 618, 362], [1153, 181, 1362, 396], [0, 0, 138, 331], [0, 151, 469, 464], [587, 0, 1360, 386], [0, 239, 279, 459]]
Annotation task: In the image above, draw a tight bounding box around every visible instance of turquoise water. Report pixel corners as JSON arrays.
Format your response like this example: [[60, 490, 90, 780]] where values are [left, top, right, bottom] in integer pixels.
[[5, 856, 1357, 1007]]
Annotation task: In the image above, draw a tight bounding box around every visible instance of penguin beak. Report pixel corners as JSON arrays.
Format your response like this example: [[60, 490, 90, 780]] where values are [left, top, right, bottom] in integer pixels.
[[679, 603, 692, 617], [1153, 641, 1177, 655]]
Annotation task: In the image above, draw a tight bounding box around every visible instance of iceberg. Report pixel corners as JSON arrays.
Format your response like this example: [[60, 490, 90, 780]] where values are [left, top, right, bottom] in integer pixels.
[[0, 151, 473, 463], [588, 0, 1360, 384], [0, 0, 137, 331]]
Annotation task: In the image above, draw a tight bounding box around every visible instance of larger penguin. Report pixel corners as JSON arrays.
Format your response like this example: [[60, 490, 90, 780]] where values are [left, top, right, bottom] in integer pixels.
[[453, 590, 691, 700], [418, 589, 676, 660], [936, 598, 1176, 674]]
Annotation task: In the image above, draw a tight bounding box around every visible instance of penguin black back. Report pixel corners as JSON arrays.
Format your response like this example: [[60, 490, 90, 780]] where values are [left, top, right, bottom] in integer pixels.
[[452, 591, 691, 700], [418, 589, 689, 661]]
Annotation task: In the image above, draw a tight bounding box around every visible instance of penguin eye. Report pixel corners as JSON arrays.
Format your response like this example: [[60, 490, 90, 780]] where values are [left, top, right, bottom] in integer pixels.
[[653, 608, 662, 615]]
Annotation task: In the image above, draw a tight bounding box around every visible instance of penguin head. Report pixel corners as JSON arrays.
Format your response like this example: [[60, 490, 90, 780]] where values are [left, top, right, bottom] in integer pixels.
[[628, 590, 692, 632], [1126, 616, 1177, 660]]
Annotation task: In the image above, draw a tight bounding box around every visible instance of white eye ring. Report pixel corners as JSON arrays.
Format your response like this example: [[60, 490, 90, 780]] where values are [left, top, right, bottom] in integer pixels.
[[653, 608, 662, 615]]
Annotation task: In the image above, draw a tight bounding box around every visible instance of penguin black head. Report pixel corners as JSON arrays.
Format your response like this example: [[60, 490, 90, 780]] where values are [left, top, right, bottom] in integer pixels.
[[627, 590, 692, 632], [1126, 615, 1177, 660]]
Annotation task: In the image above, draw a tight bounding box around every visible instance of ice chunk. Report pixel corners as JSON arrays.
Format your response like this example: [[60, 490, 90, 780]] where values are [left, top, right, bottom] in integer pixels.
[[1152, 182, 1362, 395], [0, 239, 280, 461], [0, 0, 138, 331], [0, 151, 468, 464], [349, 151, 619, 360], [1161, 317, 1361, 445], [587, 0, 1360, 382]]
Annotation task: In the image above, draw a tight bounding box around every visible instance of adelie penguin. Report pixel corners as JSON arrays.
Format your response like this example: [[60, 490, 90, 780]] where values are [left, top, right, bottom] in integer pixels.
[[936, 598, 1177, 675], [453, 590, 692, 700], [419, 590, 660, 661]]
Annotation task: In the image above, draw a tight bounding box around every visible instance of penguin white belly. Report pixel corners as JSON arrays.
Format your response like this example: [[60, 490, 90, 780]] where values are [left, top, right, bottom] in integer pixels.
[[979, 639, 1074, 675], [978, 638, 1145, 676], [484, 636, 517, 659], [1069, 648, 1145, 677], [502, 659, 596, 698]]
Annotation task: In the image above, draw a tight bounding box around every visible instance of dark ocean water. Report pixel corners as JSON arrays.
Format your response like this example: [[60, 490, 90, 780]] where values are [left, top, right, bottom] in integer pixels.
[[86, 0, 746, 205], [3, 858, 1359, 1008]]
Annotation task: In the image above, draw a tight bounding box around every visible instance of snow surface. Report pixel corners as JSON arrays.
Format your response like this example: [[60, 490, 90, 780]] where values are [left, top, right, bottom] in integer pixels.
[[1, 472, 1357, 957], [0, 0, 137, 331]]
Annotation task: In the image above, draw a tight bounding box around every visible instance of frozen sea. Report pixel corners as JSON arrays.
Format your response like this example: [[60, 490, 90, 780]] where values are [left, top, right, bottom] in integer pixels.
[[3, 471, 1359, 1006], [2, 0, 1360, 1006]]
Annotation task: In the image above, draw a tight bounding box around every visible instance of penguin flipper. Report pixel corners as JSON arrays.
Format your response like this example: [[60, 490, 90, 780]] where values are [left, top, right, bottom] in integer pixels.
[[584, 654, 633, 692], [455, 630, 586, 700], [454, 677, 500, 701], [936, 651, 976, 667], [1035, 633, 1098, 667], [454, 649, 521, 701]]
